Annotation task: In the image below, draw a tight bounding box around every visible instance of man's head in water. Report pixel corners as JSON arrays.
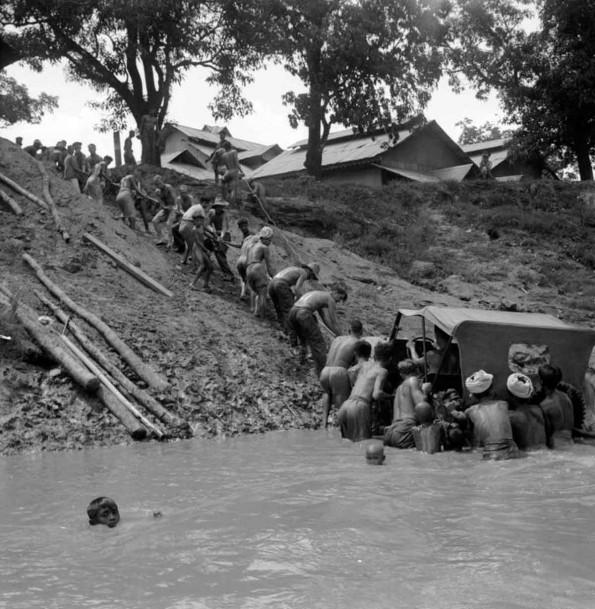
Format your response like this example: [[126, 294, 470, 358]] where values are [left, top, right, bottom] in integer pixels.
[[87, 497, 120, 528], [366, 441, 385, 465]]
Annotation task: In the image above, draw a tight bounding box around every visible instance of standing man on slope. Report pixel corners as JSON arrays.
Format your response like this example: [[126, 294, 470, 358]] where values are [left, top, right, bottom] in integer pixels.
[[319, 319, 364, 428], [288, 286, 347, 377], [246, 226, 276, 320]]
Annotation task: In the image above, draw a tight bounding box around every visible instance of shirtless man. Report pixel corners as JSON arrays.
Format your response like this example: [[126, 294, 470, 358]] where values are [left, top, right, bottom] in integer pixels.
[[123, 129, 137, 166], [236, 219, 259, 300], [384, 359, 426, 449], [86, 143, 102, 169], [268, 262, 320, 338], [539, 364, 574, 448], [348, 339, 372, 386], [220, 141, 241, 205], [506, 372, 549, 450], [288, 286, 347, 376], [337, 342, 393, 442], [454, 369, 520, 460], [246, 226, 275, 319], [151, 174, 177, 246], [319, 319, 364, 427]]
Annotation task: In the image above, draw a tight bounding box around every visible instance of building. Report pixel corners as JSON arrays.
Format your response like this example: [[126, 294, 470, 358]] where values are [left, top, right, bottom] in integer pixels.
[[249, 119, 475, 187], [461, 138, 542, 180], [159, 123, 282, 181]]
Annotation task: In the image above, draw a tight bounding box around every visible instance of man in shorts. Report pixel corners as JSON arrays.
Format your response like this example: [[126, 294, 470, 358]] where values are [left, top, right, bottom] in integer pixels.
[[288, 286, 347, 377], [246, 226, 276, 319], [151, 174, 177, 246], [319, 319, 364, 427]]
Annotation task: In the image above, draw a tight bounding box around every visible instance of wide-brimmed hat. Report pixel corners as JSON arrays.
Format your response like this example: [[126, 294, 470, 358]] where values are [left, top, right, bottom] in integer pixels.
[[212, 197, 229, 207], [306, 262, 320, 278], [465, 370, 494, 394]]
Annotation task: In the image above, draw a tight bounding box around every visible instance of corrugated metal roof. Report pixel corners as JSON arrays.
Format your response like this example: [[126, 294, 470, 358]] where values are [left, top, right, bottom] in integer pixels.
[[168, 123, 266, 152], [373, 164, 440, 182], [431, 163, 474, 181], [238, 144, 283, 162], [462, 138, 509, 154], [398, 306, 571, 336], [252, 131, 395, 178], [467, 149, 509, 168]]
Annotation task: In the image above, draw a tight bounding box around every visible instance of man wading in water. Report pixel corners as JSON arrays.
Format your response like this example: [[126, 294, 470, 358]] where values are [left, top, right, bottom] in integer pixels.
[[319, 319, 364, 427]]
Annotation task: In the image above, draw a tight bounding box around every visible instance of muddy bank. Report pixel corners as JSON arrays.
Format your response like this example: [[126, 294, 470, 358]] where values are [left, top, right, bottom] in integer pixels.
[[2, 136, 595, 455]]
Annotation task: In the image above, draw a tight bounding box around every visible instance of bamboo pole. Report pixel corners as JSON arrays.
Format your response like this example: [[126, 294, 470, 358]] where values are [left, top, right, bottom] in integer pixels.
[[0, 187, 23, 215], [0, 171, 49, 210], [60, 333, 163, 439], [22, 252, 169, 391], [0, 290, 100, 392], [95, 385, 148, 440], [37, 291, 185, 428], [36, 161, 70, 242], [83, 232, 173, 298]]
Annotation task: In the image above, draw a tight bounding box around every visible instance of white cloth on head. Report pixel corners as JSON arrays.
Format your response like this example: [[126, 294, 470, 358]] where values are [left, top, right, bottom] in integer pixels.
[[259, 226, 273, 239], [465, 369, 494, 394], [506, 373, 533, 399]]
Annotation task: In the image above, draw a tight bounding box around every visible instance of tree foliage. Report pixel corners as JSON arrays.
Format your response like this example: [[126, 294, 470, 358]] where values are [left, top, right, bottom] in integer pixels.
[[1, 0, 266, 165], [456, 118, 514, 146], [447, 0, 595, 181], [265, 0, 447, 177], [0, 73, 58, 127]]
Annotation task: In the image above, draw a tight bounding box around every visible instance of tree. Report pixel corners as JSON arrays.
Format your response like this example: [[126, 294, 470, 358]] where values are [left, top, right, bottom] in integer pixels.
[[0, 73, 58, 127], [265, 0, 447, 178], [1, 0, 266, 165], [456, 118, 514, 146], [447, 0, 595, 181]]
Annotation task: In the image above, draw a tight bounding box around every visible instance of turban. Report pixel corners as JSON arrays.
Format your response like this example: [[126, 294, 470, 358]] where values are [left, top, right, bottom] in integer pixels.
[[507, 373, 533, 399], [465, 370, 494, 394], [259, 226, 273, 239]]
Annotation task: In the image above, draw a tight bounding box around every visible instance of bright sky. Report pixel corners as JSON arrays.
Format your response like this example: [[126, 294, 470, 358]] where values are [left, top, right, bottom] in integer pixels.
[[1, 60, 505, 157]]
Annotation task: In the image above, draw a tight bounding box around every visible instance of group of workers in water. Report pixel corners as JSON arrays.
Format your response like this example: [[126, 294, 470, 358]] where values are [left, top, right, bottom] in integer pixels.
[[319, 321, 585, 463]]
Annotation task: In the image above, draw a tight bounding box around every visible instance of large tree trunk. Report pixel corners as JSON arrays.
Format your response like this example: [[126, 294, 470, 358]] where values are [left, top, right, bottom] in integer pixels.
[[304, 84, 324, 179], [574, 133, 594, 181]]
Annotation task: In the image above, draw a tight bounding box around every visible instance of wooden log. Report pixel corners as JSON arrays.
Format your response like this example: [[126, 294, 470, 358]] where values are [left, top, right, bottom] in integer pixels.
[[36, 161, 70, 242], [0, 171, 49, 211], [22, 252, 169, 391], [0, 187, 23, 215], [96, 385, 148, 440], [82, 232, 174, 298], [60, 333, 164, 438], [0, 290, 100, 392], [37, 291, 184, 428]]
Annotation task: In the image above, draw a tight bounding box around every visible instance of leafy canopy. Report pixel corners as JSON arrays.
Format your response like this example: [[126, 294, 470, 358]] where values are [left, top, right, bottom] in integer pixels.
[[0, 73, 58, 127]]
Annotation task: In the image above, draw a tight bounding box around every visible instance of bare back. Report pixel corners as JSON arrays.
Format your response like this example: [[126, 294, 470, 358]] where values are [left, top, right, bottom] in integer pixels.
[[274, 266, 306, 287], [326, 335, 358, 368], [393, 376, 424, 421], [294, 291, 340, 335], [350, 362, 388, 403]]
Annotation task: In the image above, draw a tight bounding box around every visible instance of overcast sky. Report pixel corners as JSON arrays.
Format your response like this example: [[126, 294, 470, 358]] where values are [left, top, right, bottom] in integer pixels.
[[2, 60, 505, 157]]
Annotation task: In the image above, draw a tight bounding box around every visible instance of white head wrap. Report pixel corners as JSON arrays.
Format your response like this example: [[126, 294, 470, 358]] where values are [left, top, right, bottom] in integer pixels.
[[465, 370, 494, 395], [259, 226, 273, 239], [506, 373, 533, 399]]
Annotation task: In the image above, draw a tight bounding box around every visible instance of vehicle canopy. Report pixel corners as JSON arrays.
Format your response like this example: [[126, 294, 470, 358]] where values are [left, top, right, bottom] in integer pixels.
[[390, 306, 595, 401]]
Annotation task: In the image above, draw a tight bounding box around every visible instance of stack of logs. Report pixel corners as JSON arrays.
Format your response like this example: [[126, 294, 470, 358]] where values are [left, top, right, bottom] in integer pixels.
[[0, 253, 189, 441]]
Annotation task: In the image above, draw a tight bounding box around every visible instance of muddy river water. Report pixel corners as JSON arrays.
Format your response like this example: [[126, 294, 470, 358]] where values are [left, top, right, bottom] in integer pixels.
[[1, 429, 595, 609]]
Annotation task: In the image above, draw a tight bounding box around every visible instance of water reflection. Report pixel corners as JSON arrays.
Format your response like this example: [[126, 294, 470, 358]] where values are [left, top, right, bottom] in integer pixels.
[[1, 430, 595, 609]]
